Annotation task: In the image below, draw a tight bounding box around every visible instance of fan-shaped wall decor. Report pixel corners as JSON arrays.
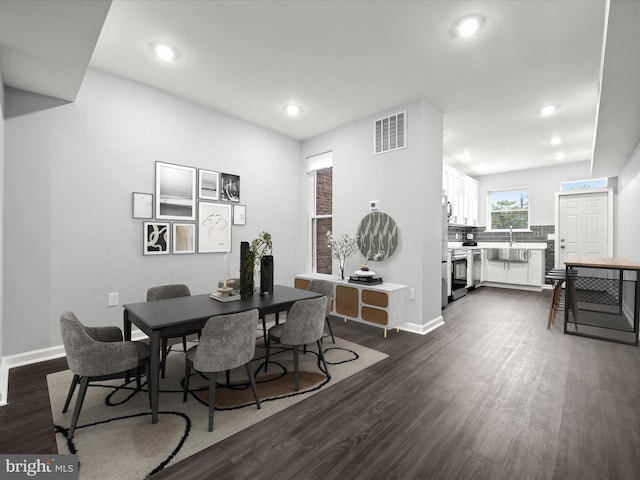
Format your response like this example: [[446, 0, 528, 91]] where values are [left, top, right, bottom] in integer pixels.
[[356, 212, 398, 261]]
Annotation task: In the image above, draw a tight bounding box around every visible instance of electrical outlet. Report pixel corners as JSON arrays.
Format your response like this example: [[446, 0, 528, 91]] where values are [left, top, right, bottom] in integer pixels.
[[467, 233, 474, 240], [108, 292, 119, 307], [409, 288, 415, 300]]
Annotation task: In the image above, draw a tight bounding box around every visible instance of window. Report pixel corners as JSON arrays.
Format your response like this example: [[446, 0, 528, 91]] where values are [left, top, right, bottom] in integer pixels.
[[560, 178, 608, 191], [308, 152, 333, 274], [488, 188, 529, 231]]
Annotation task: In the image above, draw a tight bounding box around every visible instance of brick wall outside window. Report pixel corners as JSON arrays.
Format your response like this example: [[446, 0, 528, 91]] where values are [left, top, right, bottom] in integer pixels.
[[315, 168, 332, 273]]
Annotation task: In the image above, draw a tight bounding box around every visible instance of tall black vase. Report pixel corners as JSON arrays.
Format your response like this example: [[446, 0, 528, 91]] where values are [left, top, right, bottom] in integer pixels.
[[260, 255, 274, 296], [240, 241, 254, 299]]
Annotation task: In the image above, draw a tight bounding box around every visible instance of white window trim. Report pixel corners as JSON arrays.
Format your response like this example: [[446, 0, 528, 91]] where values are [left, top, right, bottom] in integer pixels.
[[486, 187, 530, 232], [307, 152, 333, 273]]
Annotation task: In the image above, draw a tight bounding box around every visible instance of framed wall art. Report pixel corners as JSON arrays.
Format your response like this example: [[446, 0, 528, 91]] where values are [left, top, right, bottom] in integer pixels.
[[143, 222, 170, 255], [198, 169, 219, 200], [172, 223, 196, 254], [198, 202, 232, 253], [220, 173, 240, 203], [132, 192, 153, 219], [155, 161, 196, 221], [233, 204, 246, 225]]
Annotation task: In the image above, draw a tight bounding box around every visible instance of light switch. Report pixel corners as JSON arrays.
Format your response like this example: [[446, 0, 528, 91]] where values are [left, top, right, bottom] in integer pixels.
[[108, 292, 119, 307]]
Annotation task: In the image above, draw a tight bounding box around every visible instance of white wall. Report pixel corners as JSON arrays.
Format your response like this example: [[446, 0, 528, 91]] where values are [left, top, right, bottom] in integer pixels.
[[3, 68, 303, 356], [302, 100, 444, 329], [475, 160, 593, 226], [0, 65, 5, 403], [616, 141, 640, 263]]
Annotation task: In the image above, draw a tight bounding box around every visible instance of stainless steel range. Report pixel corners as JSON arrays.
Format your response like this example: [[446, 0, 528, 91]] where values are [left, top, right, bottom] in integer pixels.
[[450, 248, 469, 300]]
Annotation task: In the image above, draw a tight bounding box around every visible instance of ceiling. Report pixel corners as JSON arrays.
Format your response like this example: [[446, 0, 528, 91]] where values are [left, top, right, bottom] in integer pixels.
[[1, 1, 639, 178]]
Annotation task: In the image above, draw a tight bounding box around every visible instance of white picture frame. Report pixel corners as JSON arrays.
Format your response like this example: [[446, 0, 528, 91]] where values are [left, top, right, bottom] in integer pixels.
[[172, 223, 196, 254], [132, 192, 153, 219], [143, 222, 170, 255], [155, 161, 196, 221], [198, 202, 232, 253], [198, 169, 220, 200], [233, 204, 246, 225]]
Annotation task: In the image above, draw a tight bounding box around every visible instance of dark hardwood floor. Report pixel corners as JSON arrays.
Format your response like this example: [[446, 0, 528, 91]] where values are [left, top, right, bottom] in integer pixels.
[[2, 287, 640, 479]]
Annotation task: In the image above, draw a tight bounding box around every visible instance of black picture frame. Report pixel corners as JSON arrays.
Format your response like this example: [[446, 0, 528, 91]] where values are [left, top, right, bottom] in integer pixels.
[[220, 173, 240, 203]]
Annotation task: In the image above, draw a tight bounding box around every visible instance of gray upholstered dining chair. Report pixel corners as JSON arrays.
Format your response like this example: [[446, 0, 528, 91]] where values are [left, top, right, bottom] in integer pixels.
[[147, 284, 199, 378], [182, 309, 261, 432], [60, 311, 150, 439], [264, 296, 330, 391], [307, 279, 335, 343]]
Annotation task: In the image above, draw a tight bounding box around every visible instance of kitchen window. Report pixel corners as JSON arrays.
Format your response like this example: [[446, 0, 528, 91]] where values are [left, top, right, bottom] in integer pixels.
[[308, 152, 333, 274], [488, 188, 529, 231]]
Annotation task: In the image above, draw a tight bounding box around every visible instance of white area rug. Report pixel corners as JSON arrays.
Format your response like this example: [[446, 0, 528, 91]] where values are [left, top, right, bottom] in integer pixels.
[[48, 337, 387, 479]]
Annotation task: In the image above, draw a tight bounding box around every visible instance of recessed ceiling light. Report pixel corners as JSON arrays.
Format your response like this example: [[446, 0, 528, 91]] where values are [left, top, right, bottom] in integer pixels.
[[549, 136, 562, 145], [539, 105, 558, 116], [454, 15, 485, 38], [284, 104, 302, 116], [554, 152, 565, 161], [459, 151, 472, 162], [151, 43, 179, 62]]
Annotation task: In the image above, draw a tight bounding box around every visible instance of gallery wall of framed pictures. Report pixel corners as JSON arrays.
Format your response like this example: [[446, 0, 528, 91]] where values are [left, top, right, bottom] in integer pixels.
[[137, 161, 244, 256]]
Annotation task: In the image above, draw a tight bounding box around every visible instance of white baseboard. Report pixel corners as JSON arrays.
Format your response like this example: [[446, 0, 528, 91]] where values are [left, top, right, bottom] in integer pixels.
[[399, 316, 444, 336], [0, 330, 148, 408], [480, 282, 544, 292]]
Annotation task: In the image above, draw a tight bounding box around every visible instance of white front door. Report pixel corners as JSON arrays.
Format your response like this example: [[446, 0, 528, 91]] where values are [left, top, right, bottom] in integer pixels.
[[556, 190, 611, 268]]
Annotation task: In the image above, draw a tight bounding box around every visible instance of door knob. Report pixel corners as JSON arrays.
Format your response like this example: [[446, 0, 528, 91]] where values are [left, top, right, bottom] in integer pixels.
[[560, 245, 565, 249], [561, 238, 565, 242]]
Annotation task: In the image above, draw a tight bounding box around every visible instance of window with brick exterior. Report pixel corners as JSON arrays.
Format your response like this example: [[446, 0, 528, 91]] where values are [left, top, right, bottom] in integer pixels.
[[312, 167, 332, 273]]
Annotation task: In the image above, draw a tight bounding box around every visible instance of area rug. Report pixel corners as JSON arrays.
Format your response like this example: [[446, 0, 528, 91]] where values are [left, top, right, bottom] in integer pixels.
[[47, 336, 387, 479]]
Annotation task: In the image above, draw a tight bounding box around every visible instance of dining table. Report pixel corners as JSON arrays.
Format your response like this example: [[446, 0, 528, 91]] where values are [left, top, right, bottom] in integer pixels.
[[123, 284, 323, 423]]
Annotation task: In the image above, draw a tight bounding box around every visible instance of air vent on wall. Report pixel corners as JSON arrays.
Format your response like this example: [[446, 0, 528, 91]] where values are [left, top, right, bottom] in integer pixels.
[[374, 111, 406, 155]]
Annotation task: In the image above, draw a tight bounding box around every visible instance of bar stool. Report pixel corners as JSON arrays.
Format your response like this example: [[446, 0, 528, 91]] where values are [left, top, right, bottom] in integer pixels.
[[545, 268, 578, 330]]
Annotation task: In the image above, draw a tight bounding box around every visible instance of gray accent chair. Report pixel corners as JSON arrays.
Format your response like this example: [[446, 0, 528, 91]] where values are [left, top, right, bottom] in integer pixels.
[[264, 296, 330, 391], [146, 284, 199, 378], [60, 311, 150, 439], [183, 309, 261, 432], [307, 279, 336, 343]]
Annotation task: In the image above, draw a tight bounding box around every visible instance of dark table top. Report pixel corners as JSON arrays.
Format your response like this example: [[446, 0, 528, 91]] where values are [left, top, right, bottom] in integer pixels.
[[123, 284, 322, 330]]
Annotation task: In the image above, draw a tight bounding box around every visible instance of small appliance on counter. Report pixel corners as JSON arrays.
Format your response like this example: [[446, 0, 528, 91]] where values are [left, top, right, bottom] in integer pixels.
[[462, 241, 477, 246]]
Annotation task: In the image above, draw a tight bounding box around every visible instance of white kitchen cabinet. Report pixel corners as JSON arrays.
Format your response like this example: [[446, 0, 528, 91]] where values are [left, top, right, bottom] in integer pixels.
[[482, 249, 544, 288], [443, 165, 478, 226], [484, 260, 528, 284], [527, 249, 544, 286]]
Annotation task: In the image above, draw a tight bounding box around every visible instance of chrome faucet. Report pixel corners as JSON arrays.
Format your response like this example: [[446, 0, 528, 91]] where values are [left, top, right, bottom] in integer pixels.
[[509, 226, 513, 246]]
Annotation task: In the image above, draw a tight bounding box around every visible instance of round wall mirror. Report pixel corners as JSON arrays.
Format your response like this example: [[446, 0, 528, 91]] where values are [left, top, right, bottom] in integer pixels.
[[356, 212, 398, 261]]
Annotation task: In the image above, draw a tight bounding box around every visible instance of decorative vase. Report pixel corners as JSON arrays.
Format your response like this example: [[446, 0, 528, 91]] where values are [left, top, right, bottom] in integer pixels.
[[260, 255, 274, 295], [240, 241, 254, 299], [339, 259, 345, 280]]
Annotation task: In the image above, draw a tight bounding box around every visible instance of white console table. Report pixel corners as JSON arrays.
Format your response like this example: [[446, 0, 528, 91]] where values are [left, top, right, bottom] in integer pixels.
[[294, 273, 410, 338]]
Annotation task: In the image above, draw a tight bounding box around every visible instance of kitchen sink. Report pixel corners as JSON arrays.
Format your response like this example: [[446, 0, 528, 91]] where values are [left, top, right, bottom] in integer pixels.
[[485, 248, 529, 263]]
